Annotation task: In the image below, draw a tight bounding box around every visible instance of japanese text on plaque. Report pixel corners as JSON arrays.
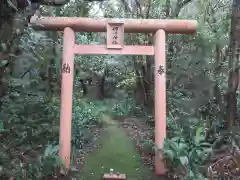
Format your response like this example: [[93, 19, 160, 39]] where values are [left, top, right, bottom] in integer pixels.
[[112, 27, 118, 44]]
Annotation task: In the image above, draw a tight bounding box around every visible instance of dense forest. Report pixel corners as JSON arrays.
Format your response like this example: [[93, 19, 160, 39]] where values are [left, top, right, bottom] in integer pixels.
[[0, 0, 239, 179]]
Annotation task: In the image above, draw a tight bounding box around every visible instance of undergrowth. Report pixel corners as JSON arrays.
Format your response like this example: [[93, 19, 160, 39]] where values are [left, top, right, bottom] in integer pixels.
[[163, 116, 240, 179], [164, 118, 210, 179], [2, 91, 236, 180], [106, 96, 240, 179], [0, 93, 105, 179]]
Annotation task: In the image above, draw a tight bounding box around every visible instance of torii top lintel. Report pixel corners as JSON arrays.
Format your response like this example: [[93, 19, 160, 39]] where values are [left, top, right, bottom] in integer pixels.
[[30, 16, 197, 34]]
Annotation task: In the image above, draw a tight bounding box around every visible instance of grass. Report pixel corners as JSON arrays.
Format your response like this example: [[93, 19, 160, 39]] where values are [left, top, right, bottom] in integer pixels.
[[80, 115, 154, 180]]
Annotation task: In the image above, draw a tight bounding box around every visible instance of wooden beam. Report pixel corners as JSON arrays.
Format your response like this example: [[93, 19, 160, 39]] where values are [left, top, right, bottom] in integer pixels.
[[73, 45, 154, 55], [30, 16, 197, 34], [103, 173, 126, 180], [59, 27, 75, 171], [154, 29, 167, 175]]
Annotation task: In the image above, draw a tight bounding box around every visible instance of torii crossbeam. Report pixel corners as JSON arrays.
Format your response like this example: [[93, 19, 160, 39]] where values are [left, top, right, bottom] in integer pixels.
[[30, 16, 197, 175]]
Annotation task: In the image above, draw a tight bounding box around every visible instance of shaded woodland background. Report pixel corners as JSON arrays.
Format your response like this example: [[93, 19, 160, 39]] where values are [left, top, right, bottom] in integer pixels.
[[1, 0, 240, 179]]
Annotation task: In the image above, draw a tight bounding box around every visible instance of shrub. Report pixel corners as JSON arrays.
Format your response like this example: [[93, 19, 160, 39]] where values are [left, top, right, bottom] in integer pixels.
[[0, 93, 106, 179], [71, 99, 106, 148], [163, 118, 211, 179]]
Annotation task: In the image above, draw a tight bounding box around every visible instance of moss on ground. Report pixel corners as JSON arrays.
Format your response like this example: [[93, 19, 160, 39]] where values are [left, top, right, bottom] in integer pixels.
[[80, 115, 155, 180]]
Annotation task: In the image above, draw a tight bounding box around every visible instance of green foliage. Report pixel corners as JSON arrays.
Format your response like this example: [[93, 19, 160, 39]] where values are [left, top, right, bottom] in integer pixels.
[[39, 96, 107, 149], [71, 99, 106, 148], [0, 92, 59, 179], [0, 91, 105, 179], [0, 0, 237, 179], [163, 118, 212, 179], [107, 96, 138, 117], [13, 145, 65, 180]]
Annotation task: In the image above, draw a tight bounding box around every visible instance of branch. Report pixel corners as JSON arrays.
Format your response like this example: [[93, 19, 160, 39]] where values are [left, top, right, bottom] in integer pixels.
[[145, 0, 152, 19], [134, 0, 144, 18], [20, 69, 31, 78], [120, 0, 144, 18], [213, 0, 222, 10], [40, 0, 70, 6], [172, 0, 193, 18], [182, 0, 192, 5], [120, 0, 133, 14], [164, 0, 171, 18]]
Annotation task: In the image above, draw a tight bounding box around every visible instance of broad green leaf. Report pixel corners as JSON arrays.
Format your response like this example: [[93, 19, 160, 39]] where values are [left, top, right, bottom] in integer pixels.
[[179, 156, 189, 166]]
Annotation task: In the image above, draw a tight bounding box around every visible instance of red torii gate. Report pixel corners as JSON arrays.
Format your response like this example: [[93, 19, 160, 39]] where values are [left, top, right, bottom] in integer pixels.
[[30, 16, 197, 175]]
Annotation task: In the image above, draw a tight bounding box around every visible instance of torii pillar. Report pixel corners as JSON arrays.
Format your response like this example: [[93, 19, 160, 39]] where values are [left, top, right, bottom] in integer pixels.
[[30, 16, 197, 175]]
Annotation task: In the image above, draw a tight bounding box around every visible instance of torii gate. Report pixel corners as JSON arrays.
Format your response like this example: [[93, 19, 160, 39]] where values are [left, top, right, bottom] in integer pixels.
[[30, 16, 197, 175]]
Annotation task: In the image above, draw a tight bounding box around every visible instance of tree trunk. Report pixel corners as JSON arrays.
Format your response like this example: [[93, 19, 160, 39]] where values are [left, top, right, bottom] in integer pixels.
[[46, 7, 61, 100], [225, 0, 240, 129], [98, 66, 108, 99]]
